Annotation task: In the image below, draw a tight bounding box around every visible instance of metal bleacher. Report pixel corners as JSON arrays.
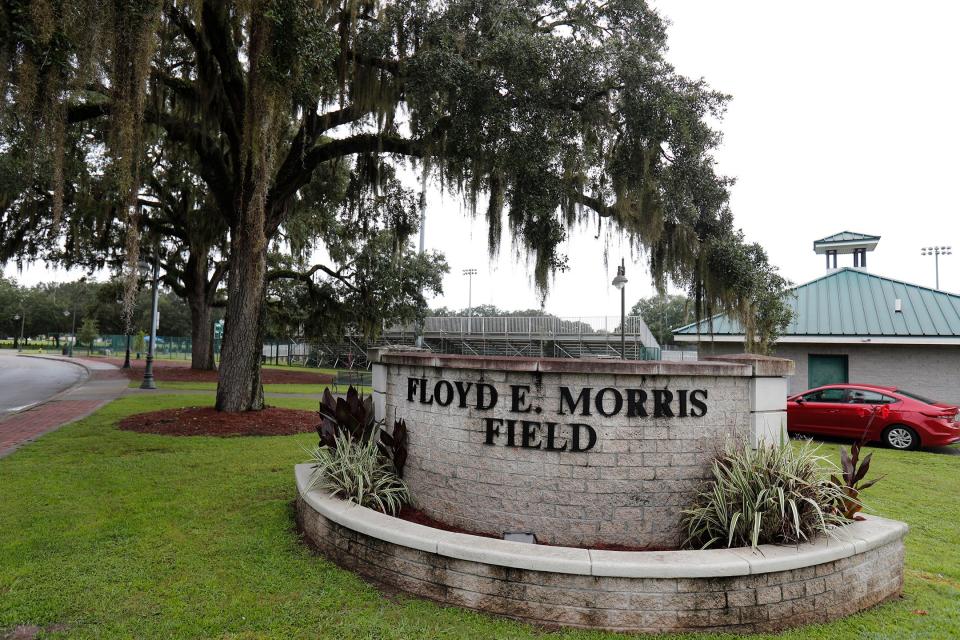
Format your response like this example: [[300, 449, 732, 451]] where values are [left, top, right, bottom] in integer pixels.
[[382, 315, 661, 361], [262, 315, 662, 370]]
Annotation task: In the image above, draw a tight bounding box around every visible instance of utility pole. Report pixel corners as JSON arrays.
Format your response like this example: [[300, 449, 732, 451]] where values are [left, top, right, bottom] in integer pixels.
[[415, 166, 429, 348]]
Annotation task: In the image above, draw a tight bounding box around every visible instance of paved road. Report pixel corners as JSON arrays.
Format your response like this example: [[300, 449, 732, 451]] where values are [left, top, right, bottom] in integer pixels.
[[0, 351, 85, 416]]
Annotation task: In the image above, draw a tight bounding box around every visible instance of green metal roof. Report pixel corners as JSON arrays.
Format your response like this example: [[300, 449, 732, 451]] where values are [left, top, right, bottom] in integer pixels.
[[674, 268, 960, 338], [813, 231, 881, 245]]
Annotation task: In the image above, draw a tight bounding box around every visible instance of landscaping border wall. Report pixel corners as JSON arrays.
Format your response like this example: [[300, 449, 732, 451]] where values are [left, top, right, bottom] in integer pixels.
[[295, 464, 907, 634]]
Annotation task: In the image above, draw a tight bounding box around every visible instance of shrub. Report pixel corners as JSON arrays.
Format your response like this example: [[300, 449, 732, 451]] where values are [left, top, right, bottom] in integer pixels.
[[311, 386, 410, 513], [682, 440, 851, 550], [832, 439, 884, 521], [307, 431, 410, 515], [316, 386, 408, 477], [317, 387, 376, 448]]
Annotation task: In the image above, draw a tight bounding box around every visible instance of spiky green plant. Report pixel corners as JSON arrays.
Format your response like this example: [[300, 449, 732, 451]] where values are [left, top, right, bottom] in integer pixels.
[[307, 431, 409, 515], [682, 440, 851, 550]]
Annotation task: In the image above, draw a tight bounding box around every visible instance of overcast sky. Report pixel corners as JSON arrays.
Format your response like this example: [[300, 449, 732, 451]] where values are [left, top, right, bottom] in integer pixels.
[[8, 1, 960, 318]]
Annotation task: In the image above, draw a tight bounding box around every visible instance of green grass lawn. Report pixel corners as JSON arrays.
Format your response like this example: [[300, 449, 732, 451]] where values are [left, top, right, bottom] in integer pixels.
[[124, 380, 372, 395], [1, 395, 958, 639]]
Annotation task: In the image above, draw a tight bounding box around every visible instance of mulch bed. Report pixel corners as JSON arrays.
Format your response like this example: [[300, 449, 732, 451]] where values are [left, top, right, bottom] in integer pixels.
[[397, 506, 500, 539], [99, 357, 333, 385], [119, 406, 317, 437]]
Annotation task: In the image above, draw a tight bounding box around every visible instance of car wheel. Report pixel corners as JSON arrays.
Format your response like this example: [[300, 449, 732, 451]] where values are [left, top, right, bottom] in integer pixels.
[[883, 425, 919, 450]]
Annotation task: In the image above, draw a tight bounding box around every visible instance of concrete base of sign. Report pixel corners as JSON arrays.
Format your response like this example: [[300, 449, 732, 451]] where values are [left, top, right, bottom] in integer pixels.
[[295, 465, 907, 634]]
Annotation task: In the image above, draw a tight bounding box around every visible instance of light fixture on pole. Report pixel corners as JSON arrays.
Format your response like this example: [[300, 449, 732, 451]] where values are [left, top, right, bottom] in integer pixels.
[[921, 245, 952, 289], [611, 259, 628, 360], [13, 312, 24, 352], [62, 309, 71, 355], [463, 268, 477, 333], [140, 252, 161, 390]]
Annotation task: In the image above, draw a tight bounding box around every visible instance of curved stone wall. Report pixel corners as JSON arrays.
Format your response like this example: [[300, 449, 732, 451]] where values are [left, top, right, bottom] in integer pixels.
[[295, 465, 907, 634], [372, 352, 791, 548]]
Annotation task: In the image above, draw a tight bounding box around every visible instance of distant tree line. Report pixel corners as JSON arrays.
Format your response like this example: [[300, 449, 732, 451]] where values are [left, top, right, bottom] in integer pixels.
[[0, 273, 192, 347]]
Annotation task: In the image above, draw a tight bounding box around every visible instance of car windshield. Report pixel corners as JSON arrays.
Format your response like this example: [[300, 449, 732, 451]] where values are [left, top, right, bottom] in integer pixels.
[[895, 389, 938, 405]]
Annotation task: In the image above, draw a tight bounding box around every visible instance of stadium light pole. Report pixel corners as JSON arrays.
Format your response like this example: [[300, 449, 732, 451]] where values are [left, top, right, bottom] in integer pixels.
[[611, 259, 628, 359], [463, 268, 477, 334], [921, 245, 952, 289]]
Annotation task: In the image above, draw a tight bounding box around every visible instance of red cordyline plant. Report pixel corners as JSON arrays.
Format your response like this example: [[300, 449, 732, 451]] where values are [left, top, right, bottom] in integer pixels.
[[317, 386, 408, 477], [831, 404, 887, 520]]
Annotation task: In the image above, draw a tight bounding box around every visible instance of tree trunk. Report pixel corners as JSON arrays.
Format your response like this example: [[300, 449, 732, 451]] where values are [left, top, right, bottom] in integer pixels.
[[182, 244, 219, 371], [215, 222, 267, 412], [189, 297, 216, 371]]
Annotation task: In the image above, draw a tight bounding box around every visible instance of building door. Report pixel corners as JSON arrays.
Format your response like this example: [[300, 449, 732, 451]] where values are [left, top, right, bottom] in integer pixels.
[[808, 354, 849, 389]]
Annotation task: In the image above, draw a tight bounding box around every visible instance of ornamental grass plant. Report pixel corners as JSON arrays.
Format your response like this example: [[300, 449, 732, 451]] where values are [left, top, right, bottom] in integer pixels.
[[307, 430, 410, 515], [682, 439, 851, 550]]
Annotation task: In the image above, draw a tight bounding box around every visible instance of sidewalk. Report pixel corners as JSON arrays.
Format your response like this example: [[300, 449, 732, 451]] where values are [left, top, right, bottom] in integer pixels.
[[0, 356, 129, 458]]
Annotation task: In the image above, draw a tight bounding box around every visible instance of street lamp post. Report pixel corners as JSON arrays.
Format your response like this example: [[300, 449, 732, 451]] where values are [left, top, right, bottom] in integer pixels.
[[463, 268, 477, 333], [140, 253, 161, 390], [62, 306, 78, 357], [921, 246, 952, 289], [117, 298, 132, 369], [611, 259, 628, 360], [123, 332, 132, 369], [62, 310, 70, 355], [62, 277, 85, 357], [13, 312, 24, 352]]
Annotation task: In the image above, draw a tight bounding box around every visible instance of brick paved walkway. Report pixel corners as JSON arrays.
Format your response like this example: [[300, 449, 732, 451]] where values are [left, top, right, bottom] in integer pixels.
[[0, 358, 129, 458]]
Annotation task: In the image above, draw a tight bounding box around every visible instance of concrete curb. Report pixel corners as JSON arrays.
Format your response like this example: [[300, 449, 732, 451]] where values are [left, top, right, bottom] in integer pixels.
[[294, 463, 908, 578]]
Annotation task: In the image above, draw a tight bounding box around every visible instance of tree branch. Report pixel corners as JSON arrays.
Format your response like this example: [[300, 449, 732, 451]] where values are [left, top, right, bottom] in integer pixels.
[[200, 3, 246, 127], [569, 190, 615, 218], [268, 117, 451, 230], [207, 261, 229, 304], [144, 110, 235, 223], [267, 263, 358, 293], [66, 102, 110, 123]]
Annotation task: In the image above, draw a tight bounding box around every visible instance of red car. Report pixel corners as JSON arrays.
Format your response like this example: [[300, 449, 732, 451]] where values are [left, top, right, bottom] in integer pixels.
[[788, 384, 960, 450]]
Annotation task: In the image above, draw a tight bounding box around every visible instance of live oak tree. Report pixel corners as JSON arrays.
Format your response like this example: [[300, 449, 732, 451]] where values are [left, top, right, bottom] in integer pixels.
[[1, 0, 787, 411], [630, 294, 692, 346], [267, 166, 448, 343], [697, 231, 792, 355], [0, 126, 228, 369]]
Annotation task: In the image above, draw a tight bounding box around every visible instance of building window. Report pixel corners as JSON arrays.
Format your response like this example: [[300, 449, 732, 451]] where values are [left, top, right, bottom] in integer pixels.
[[826, 250, 838, 269]]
